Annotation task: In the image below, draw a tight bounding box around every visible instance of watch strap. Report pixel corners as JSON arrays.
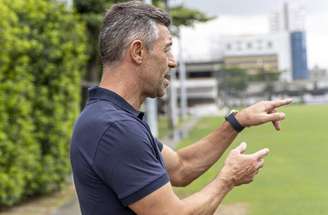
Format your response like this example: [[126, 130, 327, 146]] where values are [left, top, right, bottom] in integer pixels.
[[225, 112, 245, 132]]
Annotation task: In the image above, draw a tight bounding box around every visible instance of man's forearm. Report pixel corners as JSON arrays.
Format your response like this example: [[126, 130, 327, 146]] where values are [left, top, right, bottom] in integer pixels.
[[131, 142, 268, 215], [130, 177, 234, 215], [180, 177, 233, 215], [176, 121, 238, 185]]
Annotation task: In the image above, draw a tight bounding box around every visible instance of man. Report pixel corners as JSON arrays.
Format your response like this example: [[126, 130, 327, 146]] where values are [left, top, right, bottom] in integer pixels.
[[70, 1, 292, 215]]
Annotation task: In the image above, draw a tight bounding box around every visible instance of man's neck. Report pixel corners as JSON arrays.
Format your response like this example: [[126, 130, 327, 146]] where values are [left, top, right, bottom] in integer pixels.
[[99, 65, 145, 111]]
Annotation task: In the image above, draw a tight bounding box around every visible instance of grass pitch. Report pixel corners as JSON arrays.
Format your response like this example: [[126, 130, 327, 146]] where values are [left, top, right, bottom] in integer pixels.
[[175, 104, 328, 215]]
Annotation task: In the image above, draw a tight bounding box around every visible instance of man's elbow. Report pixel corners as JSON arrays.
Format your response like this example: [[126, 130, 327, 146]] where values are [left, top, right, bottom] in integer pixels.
[[170, 173, 192, 187]]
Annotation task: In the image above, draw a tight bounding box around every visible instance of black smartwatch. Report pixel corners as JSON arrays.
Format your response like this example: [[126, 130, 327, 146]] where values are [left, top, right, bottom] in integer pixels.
[[224, 110, 245, 133]]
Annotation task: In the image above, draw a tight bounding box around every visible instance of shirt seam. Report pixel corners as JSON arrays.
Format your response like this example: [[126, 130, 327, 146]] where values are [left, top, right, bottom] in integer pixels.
[[120, 173, 169, 206]]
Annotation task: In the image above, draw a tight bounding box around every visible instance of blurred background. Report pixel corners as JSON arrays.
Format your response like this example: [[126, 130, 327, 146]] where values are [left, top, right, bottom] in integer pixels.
[[0, 0, 327, 215]]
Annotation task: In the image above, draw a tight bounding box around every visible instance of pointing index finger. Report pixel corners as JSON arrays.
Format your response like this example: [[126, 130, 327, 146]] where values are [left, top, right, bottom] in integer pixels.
[[269, 98, 293, 109]]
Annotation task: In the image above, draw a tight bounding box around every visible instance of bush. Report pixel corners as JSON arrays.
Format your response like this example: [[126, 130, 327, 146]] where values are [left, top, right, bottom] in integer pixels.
[[0, 0, 87, 206]]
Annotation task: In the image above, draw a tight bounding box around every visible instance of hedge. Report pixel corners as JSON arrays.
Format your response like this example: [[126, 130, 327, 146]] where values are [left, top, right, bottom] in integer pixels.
[[0, 0, 87, 206]]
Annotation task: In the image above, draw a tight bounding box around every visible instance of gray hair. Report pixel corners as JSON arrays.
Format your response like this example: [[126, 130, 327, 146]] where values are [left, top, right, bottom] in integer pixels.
[[99, 1, 171, 65]]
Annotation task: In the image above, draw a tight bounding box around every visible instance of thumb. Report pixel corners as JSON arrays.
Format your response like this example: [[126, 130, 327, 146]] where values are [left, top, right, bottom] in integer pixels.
[[252, 148, 270, 160], [234, 142, 247, 154]]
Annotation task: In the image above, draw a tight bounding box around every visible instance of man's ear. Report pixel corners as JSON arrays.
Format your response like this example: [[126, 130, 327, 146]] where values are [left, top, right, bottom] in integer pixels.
[[129, 40, 144, 65]]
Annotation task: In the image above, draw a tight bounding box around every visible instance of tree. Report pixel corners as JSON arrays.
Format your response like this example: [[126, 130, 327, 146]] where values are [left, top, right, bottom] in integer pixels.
[[250, 69, 280, 100], [0, 0, 87, 205], [218, 68, 249, 107]]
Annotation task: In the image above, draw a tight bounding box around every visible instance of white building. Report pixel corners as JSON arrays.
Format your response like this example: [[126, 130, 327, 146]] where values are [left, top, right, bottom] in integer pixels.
[[169, 3, 311, 105], [219, 32, 293, 81], [310, 66, 328, 81], [270, 3, 306, 33]]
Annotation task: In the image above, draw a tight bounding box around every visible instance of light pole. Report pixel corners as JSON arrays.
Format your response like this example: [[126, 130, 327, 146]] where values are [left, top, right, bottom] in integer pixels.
[[143, 0, 159, 137], [177, 28, 188, 119], [163, 0, 179, 139]]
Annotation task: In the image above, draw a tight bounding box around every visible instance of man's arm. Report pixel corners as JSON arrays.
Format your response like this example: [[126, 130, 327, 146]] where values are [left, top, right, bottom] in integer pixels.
[[130, 179, 231, 215], [130, 143, 269, 215], [162, 99, 292, 186], [162, 121, 237, 186]]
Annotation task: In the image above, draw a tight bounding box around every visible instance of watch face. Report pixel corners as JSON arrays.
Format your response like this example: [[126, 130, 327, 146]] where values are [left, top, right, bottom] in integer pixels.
[[224, 111, 231, 118], [226, 110, 238, 118]]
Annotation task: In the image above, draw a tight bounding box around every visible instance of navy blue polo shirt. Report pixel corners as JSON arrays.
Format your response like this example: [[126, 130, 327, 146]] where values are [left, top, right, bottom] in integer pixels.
[[70, 86, 169, 215]]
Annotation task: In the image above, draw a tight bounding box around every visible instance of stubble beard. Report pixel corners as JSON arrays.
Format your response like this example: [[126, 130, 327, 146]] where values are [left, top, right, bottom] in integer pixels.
[[156, 79, 167, 98]]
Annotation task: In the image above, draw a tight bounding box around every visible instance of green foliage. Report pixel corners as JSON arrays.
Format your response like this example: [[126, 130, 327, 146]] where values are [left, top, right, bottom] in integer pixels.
[[73, 0, 125, 82], [74, 0, 112, 62], [151, 1, 213, 27], [250, 71, 280, 99], [169, 5, 214, 27], [0, 1, 39, 205], [219, 68, 249, 97], [0, 0, 87, 206], [249, 71, 280, 82]]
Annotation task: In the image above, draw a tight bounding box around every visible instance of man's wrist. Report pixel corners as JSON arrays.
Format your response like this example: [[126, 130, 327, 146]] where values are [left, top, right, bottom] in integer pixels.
[[224, 110, 245, 133], [234, 111, 247, 127], [217, 167, 235, 191], [216, 174, 234, 192]]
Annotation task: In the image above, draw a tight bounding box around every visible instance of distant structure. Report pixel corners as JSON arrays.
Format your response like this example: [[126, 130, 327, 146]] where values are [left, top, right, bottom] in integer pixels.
[[220, 32, 292, 80], [270, 3, 306, 32], [290, 31, 309, 79], [310, 66, 328, 81], [220, 2, 309, 81], [169, 3, 312, 107], [165, 61, 222, 106], [270, 2, 309, 80]]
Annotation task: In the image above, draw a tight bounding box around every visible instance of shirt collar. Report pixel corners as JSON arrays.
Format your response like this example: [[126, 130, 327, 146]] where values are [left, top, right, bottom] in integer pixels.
[[87, 86, 144, 119]]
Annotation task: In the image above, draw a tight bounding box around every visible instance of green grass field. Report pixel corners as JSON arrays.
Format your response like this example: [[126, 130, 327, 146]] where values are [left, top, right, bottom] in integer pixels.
[[175, 104, 328, 215]]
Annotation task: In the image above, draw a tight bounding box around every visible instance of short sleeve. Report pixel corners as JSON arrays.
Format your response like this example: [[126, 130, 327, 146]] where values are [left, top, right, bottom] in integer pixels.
[[154, 138, 164, 151], [93, 120, 169, 206]]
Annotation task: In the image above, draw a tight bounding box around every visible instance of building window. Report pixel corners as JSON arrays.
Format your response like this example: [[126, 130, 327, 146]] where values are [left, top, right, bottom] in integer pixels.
[[237, 41, 242, 51], [247, 42, 253, 49], [267, 41, 273, 48], [257, 40, 263, 50], [226, 44, 232, 50]]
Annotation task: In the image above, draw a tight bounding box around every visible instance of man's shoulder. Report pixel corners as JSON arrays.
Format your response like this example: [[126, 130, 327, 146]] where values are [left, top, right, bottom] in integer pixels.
[[71, 102, 150, 168], [76, 101, 142, 129], [74, 100, 151, 142], [71, 101, 146, 150]]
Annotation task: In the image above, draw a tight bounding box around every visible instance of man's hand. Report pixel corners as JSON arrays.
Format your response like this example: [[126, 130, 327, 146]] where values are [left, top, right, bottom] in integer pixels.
[[236, 98, 292, 130], [217, 142, 269, 187]]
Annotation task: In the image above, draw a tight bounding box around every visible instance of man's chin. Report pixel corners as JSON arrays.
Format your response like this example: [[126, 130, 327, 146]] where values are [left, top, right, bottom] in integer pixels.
[[157, 92, 166, 98], [155, 91, 166, 98], [158, 86, 169, 98], [146, 92, 165, 99], [146, 86, 167, 98], [155, 90, 167, 98]]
